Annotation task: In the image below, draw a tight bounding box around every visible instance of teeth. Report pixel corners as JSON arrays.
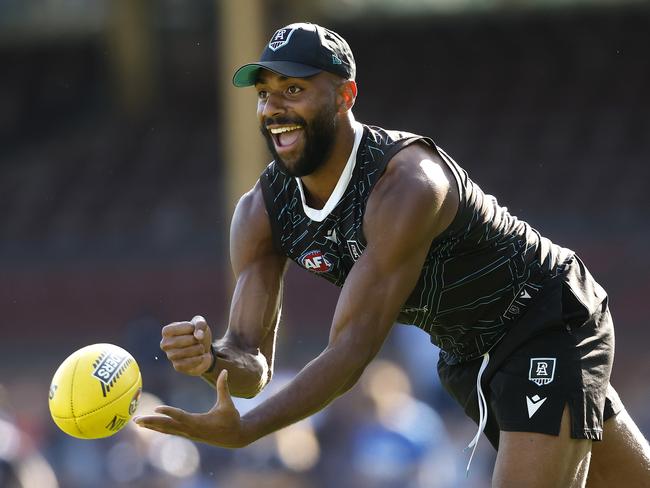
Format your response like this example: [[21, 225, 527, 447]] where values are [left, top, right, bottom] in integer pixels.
[[269, 126, 301, 134]]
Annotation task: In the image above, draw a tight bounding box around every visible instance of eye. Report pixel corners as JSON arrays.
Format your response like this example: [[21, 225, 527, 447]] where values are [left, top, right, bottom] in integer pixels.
[[286, 85, 302, 95], [257, 90, 268, 100]]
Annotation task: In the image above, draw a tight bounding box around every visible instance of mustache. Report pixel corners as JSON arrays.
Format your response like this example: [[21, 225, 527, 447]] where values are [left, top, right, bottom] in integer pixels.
[[262, 115, 307, 129]]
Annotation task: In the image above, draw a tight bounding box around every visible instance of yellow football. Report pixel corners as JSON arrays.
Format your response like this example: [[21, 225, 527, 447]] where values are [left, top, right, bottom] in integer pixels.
[[48, 343, 142, 439]]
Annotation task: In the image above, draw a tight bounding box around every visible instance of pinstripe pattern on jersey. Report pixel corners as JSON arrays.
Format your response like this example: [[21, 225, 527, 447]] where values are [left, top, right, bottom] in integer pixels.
[[259, 125, 567, 364]]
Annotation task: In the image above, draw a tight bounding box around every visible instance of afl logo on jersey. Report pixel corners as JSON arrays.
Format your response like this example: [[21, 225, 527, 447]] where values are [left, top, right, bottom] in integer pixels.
[[299, 250, 332, 273]]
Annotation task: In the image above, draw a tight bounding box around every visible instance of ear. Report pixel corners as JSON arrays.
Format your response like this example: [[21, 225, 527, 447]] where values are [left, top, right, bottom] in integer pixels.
[[337, 80, 357, 113]]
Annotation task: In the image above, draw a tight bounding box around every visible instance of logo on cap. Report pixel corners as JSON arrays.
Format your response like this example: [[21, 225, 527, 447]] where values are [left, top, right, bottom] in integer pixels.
[[268, 28, 295, 51]]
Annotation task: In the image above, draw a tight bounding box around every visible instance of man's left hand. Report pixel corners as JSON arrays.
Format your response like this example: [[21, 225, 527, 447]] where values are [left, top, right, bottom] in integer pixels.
[[134, 370, 251, 448]]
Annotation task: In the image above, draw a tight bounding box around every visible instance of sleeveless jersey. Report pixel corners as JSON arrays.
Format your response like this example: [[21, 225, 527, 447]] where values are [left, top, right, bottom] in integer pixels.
[[259, 123, 573, 364]]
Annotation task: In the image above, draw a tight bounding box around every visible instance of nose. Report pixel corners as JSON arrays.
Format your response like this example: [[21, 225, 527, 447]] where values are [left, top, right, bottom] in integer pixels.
[[258, 92, 285, 121]]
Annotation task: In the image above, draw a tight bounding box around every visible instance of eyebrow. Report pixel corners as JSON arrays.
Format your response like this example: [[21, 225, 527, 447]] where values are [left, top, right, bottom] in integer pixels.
[[255, 73, 322, 87], [255, 73, 289, 86]]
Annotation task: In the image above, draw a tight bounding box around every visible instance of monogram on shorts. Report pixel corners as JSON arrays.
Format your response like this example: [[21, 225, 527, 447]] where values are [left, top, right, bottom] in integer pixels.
[[529, 357, 556, 386]]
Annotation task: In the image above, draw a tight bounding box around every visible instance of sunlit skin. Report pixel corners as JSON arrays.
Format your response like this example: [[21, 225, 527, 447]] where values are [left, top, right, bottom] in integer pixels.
[[257, 75, 338, 179], [133, 69, 460, 448], [134, 141, 459, 447], [133, 62, 650, 487], [256, 70, 358, 208]]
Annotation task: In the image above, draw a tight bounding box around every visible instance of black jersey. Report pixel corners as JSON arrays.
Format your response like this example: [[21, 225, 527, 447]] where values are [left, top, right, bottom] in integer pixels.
[[259, 123, 573, 364]]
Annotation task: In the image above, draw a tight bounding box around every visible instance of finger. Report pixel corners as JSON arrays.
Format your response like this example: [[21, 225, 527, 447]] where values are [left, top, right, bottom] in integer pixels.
[[160, 335, 199, 351], [166, 344, 205, 361], [134, 413, 180, 428], [185, 352, 213, 376], [162, 322, 195, 338], [133, 415, 190, 437], [191, 315, 206, 326], [154, 405, 195, 423], [216, 370, 235, 410], [191, 316, 209, 343], [170, 356, 205, 372]]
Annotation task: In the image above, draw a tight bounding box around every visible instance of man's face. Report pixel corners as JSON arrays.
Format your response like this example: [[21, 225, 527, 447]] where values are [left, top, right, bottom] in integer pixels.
[[255, 70, 340, 177]]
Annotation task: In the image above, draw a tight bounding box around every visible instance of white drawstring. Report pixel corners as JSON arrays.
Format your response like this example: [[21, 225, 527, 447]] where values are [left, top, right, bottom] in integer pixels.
[[464, 352, 490, 476]]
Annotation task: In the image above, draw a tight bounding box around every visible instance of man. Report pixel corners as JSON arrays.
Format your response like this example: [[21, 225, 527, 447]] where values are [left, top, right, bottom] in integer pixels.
[[135, 23, 650, 486]]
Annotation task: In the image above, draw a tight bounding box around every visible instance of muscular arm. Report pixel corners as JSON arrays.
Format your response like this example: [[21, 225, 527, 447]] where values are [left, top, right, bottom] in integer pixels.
[[201, 181, 287, 398], [240, 144, 459, 442], [137, 144, 460, 446]]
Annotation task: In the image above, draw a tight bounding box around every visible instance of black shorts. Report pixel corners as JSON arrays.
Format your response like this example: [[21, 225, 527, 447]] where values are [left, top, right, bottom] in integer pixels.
[[438, 255, 624, 449]]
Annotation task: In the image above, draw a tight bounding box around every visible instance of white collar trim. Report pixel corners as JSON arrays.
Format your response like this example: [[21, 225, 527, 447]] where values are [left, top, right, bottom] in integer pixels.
[[296, 121, 364, 222]]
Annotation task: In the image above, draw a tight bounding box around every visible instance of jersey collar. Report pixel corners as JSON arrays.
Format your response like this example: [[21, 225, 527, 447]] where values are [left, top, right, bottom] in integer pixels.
[[296, 120, 364, 222]]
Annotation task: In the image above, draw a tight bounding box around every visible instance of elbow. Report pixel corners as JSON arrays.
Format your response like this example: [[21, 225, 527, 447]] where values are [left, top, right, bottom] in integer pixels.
[[345, 333, 381, 371], [338, 365, 366, 395], [223, 353, 271, 399], [230, 374, 268, 399], [330, 340, 377, 395], [240, 364, 273, 399]]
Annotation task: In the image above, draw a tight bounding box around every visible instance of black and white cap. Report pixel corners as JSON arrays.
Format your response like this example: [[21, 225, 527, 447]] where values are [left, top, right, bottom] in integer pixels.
[[232, 23, 356, 87]]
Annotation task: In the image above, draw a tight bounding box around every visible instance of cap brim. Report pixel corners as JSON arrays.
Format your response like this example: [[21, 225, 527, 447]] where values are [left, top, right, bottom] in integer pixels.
[[232, 61, 322, 87]]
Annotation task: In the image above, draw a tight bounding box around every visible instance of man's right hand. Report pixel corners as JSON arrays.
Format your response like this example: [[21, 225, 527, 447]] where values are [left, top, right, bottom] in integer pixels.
[[160, 315, 214, 376]]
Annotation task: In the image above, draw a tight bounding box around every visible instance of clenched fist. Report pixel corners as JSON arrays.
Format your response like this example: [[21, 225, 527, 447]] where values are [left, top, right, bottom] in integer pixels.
[[160, 315, 214, 376]]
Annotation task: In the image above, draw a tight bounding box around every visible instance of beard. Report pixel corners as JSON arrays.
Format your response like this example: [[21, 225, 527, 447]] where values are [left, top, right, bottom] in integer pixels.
[[260, 102, 338, 177]]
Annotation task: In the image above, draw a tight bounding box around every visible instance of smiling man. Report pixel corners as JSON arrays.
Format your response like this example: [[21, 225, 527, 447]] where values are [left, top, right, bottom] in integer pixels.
[[135, 23, 650, 486]]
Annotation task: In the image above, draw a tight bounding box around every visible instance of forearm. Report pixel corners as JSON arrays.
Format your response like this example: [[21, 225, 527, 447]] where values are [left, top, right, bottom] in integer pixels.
[[240, 343, 368, 443], [207, 283, 281, 397]]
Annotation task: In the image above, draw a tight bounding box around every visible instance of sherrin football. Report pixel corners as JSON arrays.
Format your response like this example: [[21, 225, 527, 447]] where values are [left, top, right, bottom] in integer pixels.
[[48, 343, 142, 439]]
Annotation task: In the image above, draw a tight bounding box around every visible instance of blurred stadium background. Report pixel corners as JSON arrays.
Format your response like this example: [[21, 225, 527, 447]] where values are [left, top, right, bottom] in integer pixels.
[[1, 0, 649, 487]]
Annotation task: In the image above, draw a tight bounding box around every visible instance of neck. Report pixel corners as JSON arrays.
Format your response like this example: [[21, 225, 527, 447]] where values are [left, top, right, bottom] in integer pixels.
[[300, 113, 356, 209]]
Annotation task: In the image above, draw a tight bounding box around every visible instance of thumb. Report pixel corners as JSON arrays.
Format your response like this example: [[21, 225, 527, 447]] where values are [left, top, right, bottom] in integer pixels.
[[191, 315, 210, 344], [216, 370, 235, 410]]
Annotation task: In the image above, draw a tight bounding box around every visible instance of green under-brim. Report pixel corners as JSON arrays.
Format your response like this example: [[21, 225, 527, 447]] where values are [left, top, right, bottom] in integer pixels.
[[232, 61, 323, 87]]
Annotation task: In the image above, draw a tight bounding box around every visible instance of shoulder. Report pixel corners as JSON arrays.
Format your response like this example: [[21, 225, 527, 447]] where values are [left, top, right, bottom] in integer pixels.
[[231, 182, 279, 257], [365, 142, 459, 243], [233, 181, 267, 224], [230, 183, 286, 277]]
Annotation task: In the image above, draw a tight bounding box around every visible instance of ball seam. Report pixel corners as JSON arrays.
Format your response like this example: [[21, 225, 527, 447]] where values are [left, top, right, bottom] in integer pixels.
[[54, 372, 141, 420], [70, 356, 84, 436]]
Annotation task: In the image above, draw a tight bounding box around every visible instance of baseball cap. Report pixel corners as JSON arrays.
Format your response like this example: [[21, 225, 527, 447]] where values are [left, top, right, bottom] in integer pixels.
[[232, 22, 356, 87]]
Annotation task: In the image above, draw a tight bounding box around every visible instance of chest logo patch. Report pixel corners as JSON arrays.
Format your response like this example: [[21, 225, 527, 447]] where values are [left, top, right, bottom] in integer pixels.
[[299, 250, 332, 273]]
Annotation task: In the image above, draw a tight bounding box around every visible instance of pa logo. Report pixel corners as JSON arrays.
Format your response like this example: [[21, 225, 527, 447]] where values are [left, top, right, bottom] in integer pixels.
[[529, 357, 556, 386], [268, 28, 295, 51]]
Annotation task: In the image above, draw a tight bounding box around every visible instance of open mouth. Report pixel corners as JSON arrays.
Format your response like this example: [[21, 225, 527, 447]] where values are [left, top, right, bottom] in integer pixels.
[[269, 125, 304, 151]]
